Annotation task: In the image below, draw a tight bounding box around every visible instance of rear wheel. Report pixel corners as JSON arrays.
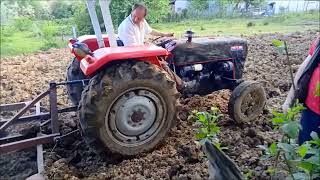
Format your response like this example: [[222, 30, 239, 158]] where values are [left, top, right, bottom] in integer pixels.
[[228, 81, 266, 123], [79, 61, 180, 155], [66, 58, 86, 105]]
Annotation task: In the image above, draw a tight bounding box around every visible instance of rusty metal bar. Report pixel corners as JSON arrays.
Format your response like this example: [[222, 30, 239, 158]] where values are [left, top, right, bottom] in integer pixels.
[[40, 119, 51, 127], [0, 133, 59, 154], [0, 113, 49, 127], [0, 106, 78, 127], [0, 90, 50, 133], [0, 134, 24, 144], [0, 101, 30, 112], [56, 106, 78, 113], [49, 83, 59, 134], [0, 80, 84, 154], [56, 79, 90, 86], [0, 102, 46, 113]]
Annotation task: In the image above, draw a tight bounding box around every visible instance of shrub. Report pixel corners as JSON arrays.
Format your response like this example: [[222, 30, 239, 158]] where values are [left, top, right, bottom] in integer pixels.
[[259, 102, 320, 179], [188, 107, 223, 148], [40, 41, 59, 51], [247, 22, 255, 27], [13, 17, 33, 31], [39, 21, 59, 39]]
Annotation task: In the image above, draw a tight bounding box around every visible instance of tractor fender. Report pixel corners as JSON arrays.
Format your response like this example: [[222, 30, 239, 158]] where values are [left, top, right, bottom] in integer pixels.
[[69, 35, 123, 61], [79, 45, 168, 76]]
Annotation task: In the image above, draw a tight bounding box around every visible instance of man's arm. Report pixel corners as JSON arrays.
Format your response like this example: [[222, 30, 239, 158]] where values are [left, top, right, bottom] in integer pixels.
[[144, 19, 173, 37], [150, 29, 174, 37]]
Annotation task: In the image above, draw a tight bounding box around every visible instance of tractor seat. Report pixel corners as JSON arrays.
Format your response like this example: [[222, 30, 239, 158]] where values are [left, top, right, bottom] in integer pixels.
[[116, 39, 124, 46]]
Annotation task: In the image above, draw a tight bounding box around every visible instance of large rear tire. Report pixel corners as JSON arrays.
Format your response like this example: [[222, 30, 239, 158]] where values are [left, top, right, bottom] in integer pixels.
[[79, 61, 180, 156], [66, 58, 86, 105], [228, 81, 266, 123]]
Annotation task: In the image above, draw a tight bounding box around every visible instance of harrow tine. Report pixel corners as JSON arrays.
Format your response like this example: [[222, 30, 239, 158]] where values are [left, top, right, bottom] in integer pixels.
[[36, 133, 45, 174], [0, 101, 31, 112]]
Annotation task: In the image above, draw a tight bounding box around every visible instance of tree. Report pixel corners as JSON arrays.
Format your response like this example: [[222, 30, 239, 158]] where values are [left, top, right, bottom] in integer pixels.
[[110, 0, 170, 25], [0, 0, 51, 21], [190, 0, 209, 10], [51, 1, 76, 19]]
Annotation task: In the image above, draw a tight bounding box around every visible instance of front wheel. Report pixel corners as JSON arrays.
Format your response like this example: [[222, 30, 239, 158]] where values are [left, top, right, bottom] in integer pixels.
[[228, 81, 266, 123], [79, 61, 180, 156]]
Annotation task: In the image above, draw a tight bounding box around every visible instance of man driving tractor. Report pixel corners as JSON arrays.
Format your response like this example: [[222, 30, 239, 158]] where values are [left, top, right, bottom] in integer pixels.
[[118, 3, 196, 92], [118, 3, 173, 46]]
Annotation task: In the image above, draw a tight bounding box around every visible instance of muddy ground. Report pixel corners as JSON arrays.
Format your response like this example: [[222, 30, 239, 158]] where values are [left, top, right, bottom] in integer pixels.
[[0, 30, 318, 179]]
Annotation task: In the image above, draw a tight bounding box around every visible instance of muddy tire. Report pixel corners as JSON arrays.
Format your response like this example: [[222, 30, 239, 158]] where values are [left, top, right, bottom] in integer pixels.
[[79, 61, 180, 156], [228, 81, 266, 123], [66, 58, 86, 105]]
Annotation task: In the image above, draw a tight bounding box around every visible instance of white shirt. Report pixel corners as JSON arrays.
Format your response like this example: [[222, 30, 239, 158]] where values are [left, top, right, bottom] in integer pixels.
[[118, 15, 152, 46]]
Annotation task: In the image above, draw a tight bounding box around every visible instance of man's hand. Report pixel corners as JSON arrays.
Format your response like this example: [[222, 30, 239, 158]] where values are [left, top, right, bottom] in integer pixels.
[[150, 30, 174, 37], [164, 33, 174, 37]]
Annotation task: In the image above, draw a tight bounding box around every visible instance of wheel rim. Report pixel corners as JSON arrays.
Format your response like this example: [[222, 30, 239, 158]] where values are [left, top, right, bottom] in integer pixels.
[[240, 88, 264, 119], [105, 88, 166, 147]]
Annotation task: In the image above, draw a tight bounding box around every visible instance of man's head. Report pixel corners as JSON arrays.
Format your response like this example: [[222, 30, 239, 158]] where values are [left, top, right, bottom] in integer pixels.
[[131, 3, 147, 24]]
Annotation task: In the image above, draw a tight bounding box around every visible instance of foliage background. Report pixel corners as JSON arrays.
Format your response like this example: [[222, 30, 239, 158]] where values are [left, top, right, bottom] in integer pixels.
[[0, 0, 318, 56]]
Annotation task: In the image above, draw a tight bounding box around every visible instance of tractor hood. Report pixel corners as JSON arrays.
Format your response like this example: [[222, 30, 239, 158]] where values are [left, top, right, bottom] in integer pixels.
[[171, 37, 248, 66]]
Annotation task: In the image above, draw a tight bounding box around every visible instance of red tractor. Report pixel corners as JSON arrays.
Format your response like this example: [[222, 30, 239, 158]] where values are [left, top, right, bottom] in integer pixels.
[[66, 0, 266, 156]]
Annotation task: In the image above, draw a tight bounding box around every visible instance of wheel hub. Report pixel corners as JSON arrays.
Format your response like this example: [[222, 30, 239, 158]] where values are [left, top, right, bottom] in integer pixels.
[[108, 89, 164, 140], [131, 109, 146, 123], [241, 90, 262, 117], [106, 88, 165, 146]]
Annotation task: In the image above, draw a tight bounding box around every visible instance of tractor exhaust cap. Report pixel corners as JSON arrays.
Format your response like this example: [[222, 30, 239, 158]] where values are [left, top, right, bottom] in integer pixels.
[[185, 30, 195, 43]]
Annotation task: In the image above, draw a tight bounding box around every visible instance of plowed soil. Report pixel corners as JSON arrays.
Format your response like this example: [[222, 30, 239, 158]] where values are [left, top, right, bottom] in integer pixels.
[[0, 30, 318, 180]]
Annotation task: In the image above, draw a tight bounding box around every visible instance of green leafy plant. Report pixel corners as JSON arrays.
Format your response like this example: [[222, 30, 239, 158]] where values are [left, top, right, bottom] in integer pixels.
[[272, 39, 286, 54], [272, 39, 296, 91], [38, 21, 60, 50], [258, 102, 320, 179], [188, 107, 223, 148]]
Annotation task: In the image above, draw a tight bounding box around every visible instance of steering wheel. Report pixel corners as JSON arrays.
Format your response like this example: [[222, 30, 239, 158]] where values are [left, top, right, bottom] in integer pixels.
[[152, 36, 174, 48], [151, 36, 164, 43]]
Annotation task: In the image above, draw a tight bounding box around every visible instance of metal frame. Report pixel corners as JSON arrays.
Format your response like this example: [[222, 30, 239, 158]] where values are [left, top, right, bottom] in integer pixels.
[[0, 80, 89, 154], [86, 0, 118, 48], [99, 0, 117, 47], [86, 0, 105, 48]]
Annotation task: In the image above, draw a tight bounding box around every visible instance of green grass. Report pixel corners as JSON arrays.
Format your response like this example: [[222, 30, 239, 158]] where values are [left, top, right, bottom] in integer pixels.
[[0, 31, 67, 57], [1, 31, 44, 56], [1, 11, 318, 57], [152, 11, 320, 37]]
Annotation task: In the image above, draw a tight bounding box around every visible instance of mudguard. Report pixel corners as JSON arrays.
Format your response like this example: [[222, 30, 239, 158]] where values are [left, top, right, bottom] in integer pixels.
[[80, 45, 168, 76]]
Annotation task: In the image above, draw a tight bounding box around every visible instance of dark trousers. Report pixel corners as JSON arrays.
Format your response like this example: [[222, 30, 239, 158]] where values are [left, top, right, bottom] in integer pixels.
[[298, 108, 320, 145]]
